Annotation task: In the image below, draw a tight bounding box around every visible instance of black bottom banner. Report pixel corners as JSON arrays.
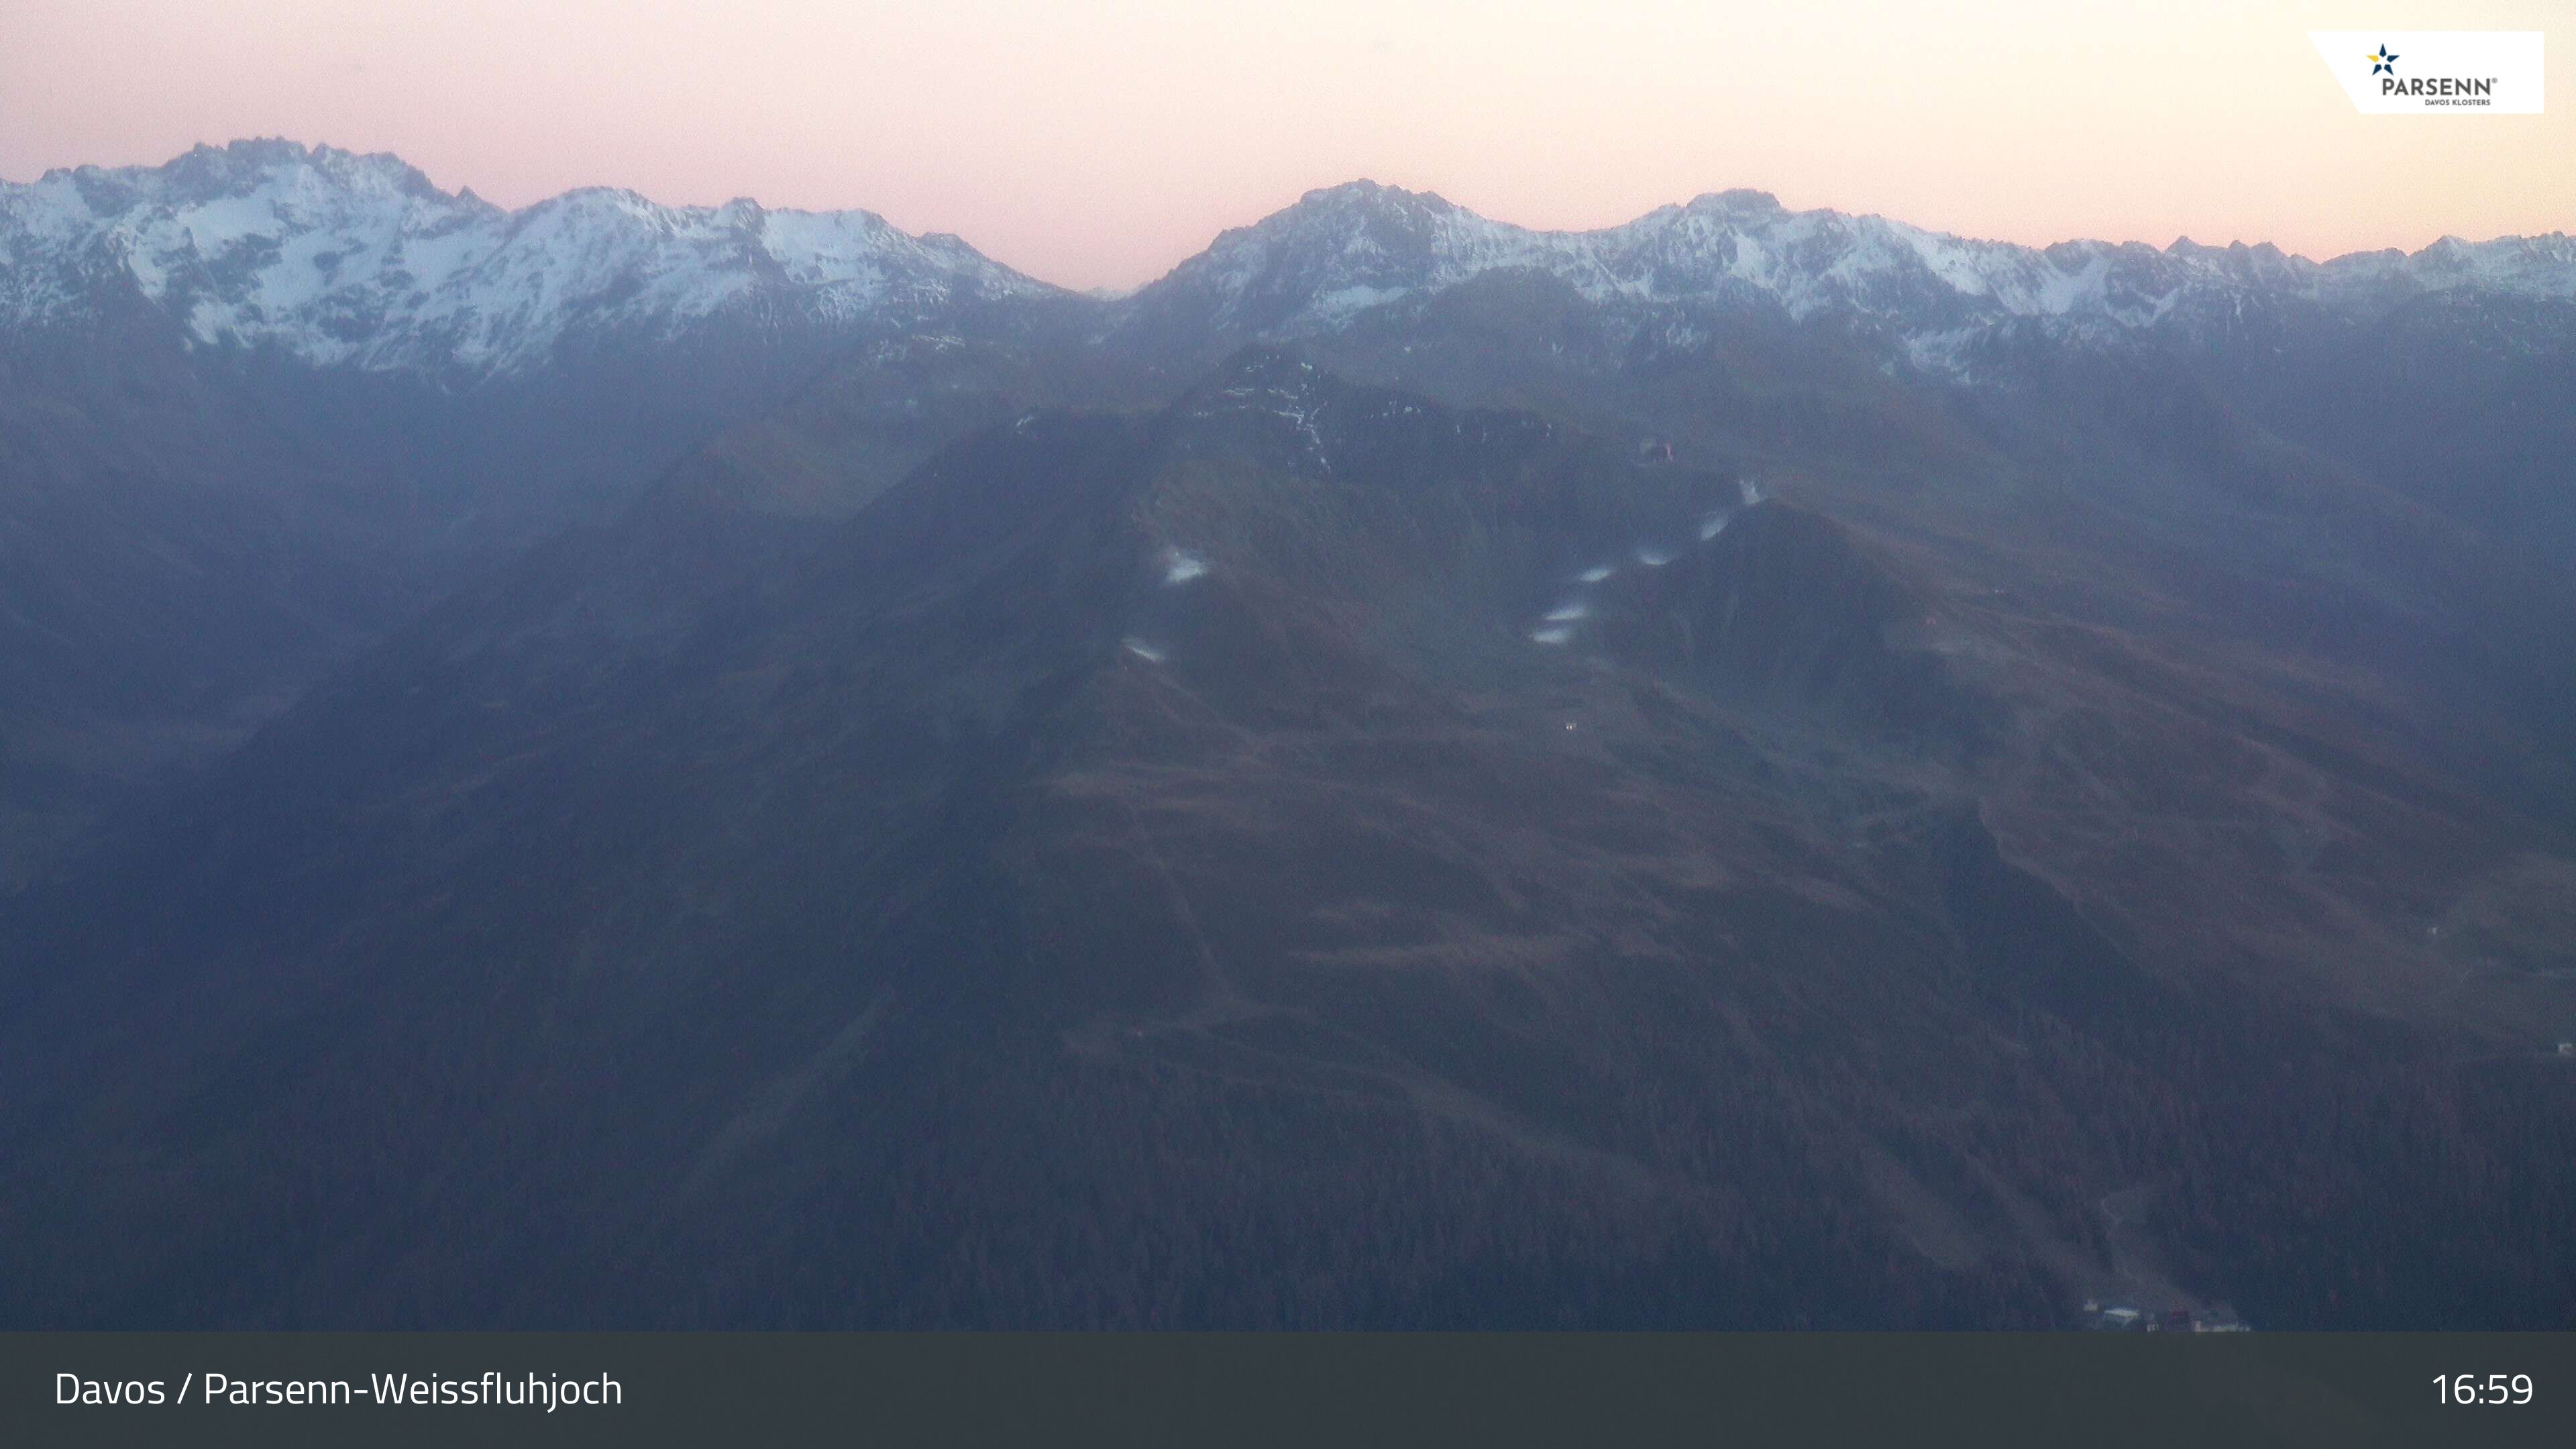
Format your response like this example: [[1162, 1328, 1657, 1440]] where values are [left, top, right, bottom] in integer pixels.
[[7, 1331, 2572, 1447]]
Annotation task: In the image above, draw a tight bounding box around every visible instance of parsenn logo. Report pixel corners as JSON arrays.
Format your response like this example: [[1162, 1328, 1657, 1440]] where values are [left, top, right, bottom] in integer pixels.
[[2361, 39, 2498, 101], [2308, 32, 2542, 113]]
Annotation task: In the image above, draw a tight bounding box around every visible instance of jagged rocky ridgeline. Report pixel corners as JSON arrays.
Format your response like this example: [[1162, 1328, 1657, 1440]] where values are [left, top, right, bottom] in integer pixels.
[[7, 140, 2573, 382]]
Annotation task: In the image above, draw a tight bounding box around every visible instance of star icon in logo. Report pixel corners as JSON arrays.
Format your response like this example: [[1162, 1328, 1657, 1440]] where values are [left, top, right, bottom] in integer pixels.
[[2369, 44, 2400, 75]]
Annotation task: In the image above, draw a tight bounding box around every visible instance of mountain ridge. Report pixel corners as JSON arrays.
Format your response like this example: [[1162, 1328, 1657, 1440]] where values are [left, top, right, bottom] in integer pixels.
[[1117, 176, 2576, 367], [9, 141, 2574, 382], [1, 139, 1060, 378]]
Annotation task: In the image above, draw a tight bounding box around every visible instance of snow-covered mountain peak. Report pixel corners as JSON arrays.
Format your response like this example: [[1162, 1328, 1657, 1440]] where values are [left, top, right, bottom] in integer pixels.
[[1118, 180, 2576, 366], [10, 142, 2573, 384], [0, 140, 1056, 378]]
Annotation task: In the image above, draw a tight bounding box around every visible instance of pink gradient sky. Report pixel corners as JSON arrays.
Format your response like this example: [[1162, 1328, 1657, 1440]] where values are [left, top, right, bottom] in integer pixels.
[[3, 1, 2567, 292]]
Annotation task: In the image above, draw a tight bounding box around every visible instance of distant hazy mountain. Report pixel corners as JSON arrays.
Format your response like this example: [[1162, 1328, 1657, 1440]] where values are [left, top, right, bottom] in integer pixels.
[[1111, 179, 2576, 561], [4, 146, 2573, 1330], [1, 139, 1093, 551], [0, 142, 1100, 884], [9, 148, 2567, 567]]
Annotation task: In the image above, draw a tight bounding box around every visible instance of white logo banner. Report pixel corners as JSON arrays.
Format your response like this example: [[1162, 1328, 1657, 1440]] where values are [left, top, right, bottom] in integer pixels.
[[2308, 31, 2543, 113]]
